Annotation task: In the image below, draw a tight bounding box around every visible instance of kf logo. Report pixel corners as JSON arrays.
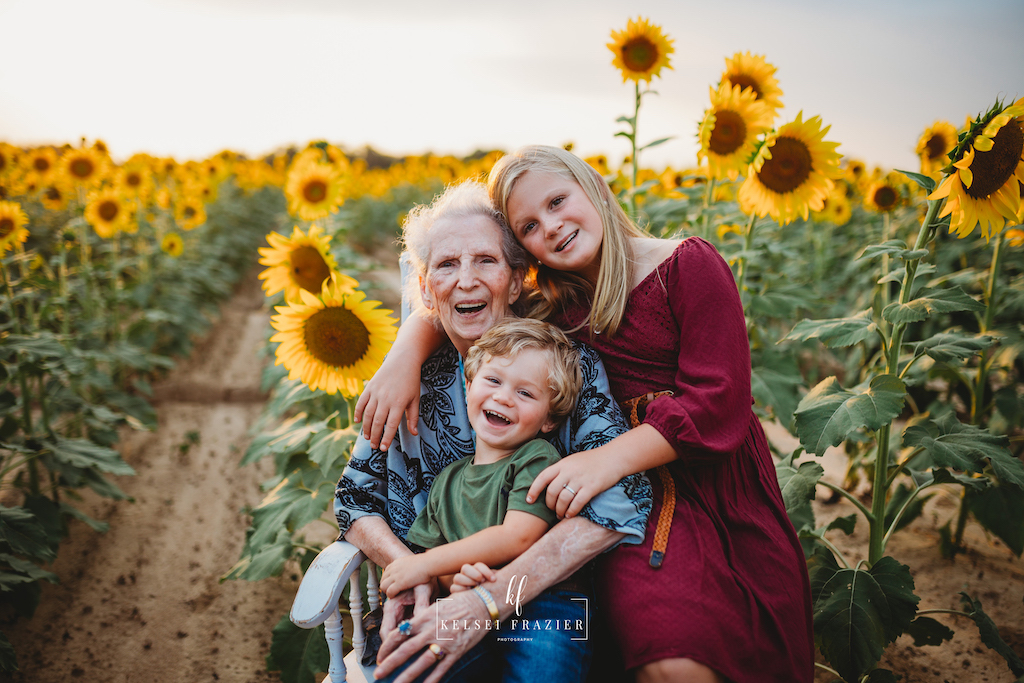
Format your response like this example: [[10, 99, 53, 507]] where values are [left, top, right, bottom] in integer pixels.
[[506, 575, 528, 617]]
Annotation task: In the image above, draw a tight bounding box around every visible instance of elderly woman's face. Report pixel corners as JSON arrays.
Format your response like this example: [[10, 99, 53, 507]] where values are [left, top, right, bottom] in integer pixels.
[[420, 215, 523, 355]]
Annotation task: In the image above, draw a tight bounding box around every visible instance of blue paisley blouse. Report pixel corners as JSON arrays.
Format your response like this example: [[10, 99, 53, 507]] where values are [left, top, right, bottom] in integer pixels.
[[334, 341, 652, 547]]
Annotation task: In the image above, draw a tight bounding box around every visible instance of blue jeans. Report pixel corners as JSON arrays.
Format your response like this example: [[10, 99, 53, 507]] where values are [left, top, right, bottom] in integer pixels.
[[378, 589, 593, 683]]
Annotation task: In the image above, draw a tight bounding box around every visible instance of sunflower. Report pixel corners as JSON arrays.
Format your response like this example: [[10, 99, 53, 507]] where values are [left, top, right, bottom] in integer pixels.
[[1005, 227, 1024, 247], [40, 183, 71, 211], [721, 52, 784, 114], [270, 274, 398, 396], [258, 225, 354, 301], [0, 143, 20, 180], [864, 173, 903, 213], [116, 164, 154, 202], [60, 146, 109, 189], [738, 112, 843, 225], [284, 160, 345, 220], [916, 121, 958, 176], [0, 201, 29, 253], [698, 83, 775, 181], [25, 147, 59, 185], [585, 155, 611, 176], [716, 223, 743, 240], [84, 188, 130, 238], [155, 186, 172, 210], [161, 232, 184, 257], [813, 188, 853, 226], [607, 17, 675, 83], [929, 97, 1024, 240], [174, 194, 206, 231]]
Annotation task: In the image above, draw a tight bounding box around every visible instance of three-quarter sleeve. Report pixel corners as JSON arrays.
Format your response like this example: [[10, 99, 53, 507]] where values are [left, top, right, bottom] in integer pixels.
[[546, 343, 652, 546], [642, 238, 753, 464]]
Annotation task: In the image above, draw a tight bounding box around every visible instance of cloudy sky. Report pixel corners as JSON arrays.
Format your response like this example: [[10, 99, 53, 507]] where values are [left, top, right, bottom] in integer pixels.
[[2, 0, 1021, 172]]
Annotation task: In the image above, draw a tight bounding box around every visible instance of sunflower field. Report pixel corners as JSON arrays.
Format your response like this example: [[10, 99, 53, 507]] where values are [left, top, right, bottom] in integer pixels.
[[3, 14, 1024, 683]]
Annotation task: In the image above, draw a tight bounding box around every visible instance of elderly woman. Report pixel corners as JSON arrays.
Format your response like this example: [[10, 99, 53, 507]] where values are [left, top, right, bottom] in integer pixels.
[[335, 181, 650, 680]]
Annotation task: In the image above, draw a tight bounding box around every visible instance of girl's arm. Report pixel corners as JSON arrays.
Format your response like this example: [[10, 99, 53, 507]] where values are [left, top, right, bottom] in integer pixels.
[[354, 309, 445, 449], [379, 510, 549, 597], [528, 424, 675, 519]]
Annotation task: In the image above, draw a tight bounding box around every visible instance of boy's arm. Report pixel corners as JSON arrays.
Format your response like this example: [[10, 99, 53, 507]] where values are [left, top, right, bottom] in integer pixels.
[[380, 511, 549, 597]]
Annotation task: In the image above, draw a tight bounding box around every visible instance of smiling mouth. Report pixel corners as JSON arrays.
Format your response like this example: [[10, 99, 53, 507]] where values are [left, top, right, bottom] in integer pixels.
[[455, 302, 486, 314], [485, 410, 512, 426], [555, 230, 578, 253]]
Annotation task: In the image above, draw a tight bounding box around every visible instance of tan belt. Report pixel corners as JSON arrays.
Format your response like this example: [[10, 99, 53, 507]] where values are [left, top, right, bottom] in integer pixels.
[[620, 391, 675, 569]]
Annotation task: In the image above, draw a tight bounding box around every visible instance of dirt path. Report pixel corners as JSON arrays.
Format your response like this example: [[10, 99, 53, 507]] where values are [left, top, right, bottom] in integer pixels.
[[8, 273, 295, 683]]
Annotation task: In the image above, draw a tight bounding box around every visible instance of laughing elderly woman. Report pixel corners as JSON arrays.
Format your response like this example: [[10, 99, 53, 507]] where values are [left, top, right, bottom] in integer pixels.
[[335, 181, 650, 681]]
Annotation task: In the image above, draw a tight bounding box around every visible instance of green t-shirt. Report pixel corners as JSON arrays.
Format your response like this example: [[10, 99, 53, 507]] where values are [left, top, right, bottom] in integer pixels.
[[406, 439, 561, 549]]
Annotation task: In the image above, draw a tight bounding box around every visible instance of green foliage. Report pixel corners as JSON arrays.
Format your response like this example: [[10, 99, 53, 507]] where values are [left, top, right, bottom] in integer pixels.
[[905, 616, 955, 646], [795, 375, 906, 456], [903, 411, 1024, 488], [266, 613, 331, 683], [882, 286, 985, 325], [959, 593, 1024, 677]]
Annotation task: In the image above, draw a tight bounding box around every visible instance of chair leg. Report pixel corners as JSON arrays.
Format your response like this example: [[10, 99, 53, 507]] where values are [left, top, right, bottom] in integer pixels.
[[325, 607, 347, 682], [349, 572, 366, 660]]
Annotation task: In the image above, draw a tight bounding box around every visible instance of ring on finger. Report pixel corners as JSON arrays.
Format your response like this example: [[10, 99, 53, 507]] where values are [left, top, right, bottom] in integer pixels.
[[397, 619, 412, 637], [428, 643, 446, 661], [562, 484, 577, 496]]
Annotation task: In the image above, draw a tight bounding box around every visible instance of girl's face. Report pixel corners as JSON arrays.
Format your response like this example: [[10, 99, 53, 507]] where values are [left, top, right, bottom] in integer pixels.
[[505, 170, 604, 281]]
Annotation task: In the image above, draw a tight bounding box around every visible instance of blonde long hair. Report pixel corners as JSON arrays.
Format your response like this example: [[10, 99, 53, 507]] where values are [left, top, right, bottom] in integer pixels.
[[488, 145, 646, 336]]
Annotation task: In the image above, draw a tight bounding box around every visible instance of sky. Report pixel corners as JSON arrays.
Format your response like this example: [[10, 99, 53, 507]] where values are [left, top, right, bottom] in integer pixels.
[[2, 0, 1022, 172]]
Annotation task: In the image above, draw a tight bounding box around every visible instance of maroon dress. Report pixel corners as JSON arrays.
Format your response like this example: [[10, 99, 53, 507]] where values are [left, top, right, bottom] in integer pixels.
[[555, 237, 814, 682]]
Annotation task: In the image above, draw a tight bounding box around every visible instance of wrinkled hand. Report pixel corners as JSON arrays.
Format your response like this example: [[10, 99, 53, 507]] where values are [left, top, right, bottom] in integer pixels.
[[381, 583, 434, 640], [376, 588, 491, 683], [381, 555, 432, 598], [526, 450, 621, 519], [355, 354, 421, 450], [449, 563, 497, 593]]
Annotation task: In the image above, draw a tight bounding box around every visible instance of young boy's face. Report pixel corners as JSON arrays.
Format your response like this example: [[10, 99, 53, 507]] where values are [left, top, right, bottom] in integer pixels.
[[466, 348, 558, 453]]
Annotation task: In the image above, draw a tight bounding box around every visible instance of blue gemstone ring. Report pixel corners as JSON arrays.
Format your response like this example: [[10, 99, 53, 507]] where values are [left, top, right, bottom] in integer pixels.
[[397, 619, 412, 637]]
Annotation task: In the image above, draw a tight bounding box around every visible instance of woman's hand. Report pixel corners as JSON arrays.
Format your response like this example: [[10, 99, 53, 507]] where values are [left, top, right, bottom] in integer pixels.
[[355, 353, 422, 450], [526, 449, 623, 519], [381, 582, 435, 640], [375, 589, 491, 683], [380, 555, 433, 598], [449, 563, 497, 593]]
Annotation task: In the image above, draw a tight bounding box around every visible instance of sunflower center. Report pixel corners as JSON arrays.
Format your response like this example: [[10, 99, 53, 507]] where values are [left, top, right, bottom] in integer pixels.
[[99, 200, 119, 222], [728, 75, 762, 99], [0, 218, 13, 237], [303, 180, 328, 203], [621, 37, 658, 72], [709, 110, 747, 155], [71, 158, 94, 179], [303, 306, 371, 369], [290, 246, 331, 293], [45, 187, 62, 201], [184, 206, 196, 219], [925, 134, 948, 161], [965, 119, 1024, 200], [127, 172, 141, 187], [874, 186, 898, 210], [34, 157, 51, 172], [757, 137, 812, 194]]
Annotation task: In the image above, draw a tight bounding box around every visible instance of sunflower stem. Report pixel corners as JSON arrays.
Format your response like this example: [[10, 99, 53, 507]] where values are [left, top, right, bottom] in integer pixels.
[[630, 81, 641, 219], [879, 211, 892, 336], [734, 213, 757, 310], [971, 232, 1005, 423], [58, 235, 71, 341]]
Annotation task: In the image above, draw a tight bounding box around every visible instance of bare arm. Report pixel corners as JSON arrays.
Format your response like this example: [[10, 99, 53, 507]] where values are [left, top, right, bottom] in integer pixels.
[[380, 510, 549, 597], [354, 310, 446, 449], [343, 515, 414, 568], [375, 517, 622, 683]]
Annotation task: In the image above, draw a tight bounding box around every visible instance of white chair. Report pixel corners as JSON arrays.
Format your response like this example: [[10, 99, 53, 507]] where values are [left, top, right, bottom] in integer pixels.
[[290, 541, 380, 683]]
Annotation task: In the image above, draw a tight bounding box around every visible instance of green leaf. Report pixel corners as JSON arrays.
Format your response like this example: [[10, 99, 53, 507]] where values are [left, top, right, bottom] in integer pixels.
[[967, 484, 1024, 556], [882, 286, 985, 324], [2, 333, 67, 361], [59, 502, 110, 533], [223, 526, 294, 581], [902, 412, 1024, 488], [0, 506, 56, 562], [265, 613, 330, 683], [878, 262, 936, 285], [924, 468, 990, 491], [775, 459, 823, 513], [826, 514, 857, 536], [960, 593, 1024, 676], [781, 309, 878, 348], [906, 616, 955, 646], [895, 169, 937, 193], [247, 466, 336, 551], [0, 553, 58, 588], [307, 427, 357, 479], [45, 436, 136, 476], [795, 375, 907, 457], [865, 670, 899, 683], [751, 366, 802, 424], [0, 631, 17, 673], [638, 136, 673, 151], [884, 483, 934, 535], [914, 332, 995, 363], [858, 240, 928, 261], [811, 555, 919, 682]]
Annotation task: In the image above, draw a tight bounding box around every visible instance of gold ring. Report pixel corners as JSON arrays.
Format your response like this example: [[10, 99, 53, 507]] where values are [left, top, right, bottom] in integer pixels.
[[428, 643, 446, 661]]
